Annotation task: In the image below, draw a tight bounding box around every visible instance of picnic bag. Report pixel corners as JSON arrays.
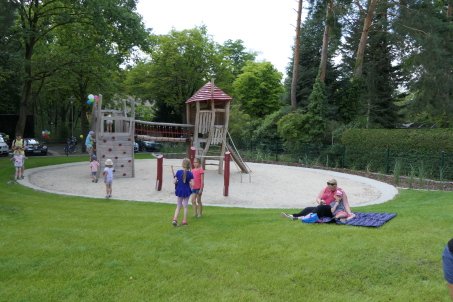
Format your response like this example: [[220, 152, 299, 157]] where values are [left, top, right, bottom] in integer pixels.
[[301, 213, 319, 224]]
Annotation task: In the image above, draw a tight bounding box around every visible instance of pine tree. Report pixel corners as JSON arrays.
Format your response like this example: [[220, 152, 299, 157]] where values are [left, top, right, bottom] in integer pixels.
[[362, 2, 399, 128], [392, 0, 453, 126]]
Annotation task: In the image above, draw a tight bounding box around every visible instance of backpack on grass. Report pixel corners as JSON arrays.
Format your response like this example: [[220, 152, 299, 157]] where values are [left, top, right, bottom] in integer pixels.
[[301, 213, 319, 224]]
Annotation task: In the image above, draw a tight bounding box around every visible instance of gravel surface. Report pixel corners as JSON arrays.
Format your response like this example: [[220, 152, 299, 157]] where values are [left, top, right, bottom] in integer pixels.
[[21, 159, 398, 209]]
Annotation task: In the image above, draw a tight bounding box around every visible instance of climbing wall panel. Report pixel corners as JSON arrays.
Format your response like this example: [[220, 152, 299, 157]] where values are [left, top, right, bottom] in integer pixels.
[[97, 134, 134, 178]]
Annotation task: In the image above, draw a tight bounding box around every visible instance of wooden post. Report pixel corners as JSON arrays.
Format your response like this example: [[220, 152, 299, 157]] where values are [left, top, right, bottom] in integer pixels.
[[219, 101, 230, 174], [223, 151, 231, 196], [193, 102, 200, 155], [186, 101, 190, 125], [130, 98, 135, 178], [189, 146, 196, 169], [156, 155, 163, 191], [95, 95, 102, 175]]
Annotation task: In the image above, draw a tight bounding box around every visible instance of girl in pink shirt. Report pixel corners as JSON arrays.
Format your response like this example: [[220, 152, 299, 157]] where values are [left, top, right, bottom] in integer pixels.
[[190, 158, 204, 218], [89, 156, 100, 183]]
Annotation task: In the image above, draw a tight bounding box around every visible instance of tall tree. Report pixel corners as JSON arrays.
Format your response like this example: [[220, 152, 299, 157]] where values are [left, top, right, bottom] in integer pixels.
[[0, 0, 21, 114], [11, 0, 147, 136], [393, 0, 453, 126], [319, 0, 334, 82], [36, 20, 131, 138], [362, 2, 398, 128], [354, 0, 380, 77], [218, 39, 256, 79], [233, 61, 284, 118], [291, 0, 303, 110], [285, 5, 325, 109], [214, 39, 256, 94], [132, 27, 221, 122]]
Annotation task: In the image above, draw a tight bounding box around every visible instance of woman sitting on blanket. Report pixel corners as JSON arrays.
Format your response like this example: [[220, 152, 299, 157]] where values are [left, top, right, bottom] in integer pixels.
[[282, 178, 355, 220]]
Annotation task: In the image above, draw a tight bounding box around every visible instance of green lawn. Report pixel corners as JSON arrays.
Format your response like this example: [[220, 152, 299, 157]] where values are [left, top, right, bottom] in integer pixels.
[[0, 155, 452, 301]]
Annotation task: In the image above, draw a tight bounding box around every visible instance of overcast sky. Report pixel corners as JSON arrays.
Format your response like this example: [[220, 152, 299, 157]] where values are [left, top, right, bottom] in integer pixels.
[[136, 0, 301, 76]]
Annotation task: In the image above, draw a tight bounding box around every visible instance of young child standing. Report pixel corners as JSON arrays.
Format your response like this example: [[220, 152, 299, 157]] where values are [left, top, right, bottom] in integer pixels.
[[172, 158, 193, 226], [12, 134, 25, 178], [330, 190, 349, 220], [89, 155, 100, 183], [11, 150, 26, 180], [190, 158, 204, 218], [103, 159, 114, 198]]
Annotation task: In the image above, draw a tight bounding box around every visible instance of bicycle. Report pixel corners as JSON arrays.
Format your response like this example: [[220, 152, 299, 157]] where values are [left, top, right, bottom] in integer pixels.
[[64, 136, 78, 156]]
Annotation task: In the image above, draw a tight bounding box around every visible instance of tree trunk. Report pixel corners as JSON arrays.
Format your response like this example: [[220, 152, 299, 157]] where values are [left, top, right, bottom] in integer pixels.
[[16, 80, 32, 136], [319, 0, 334, 83], [291, 0, 303, 111], [354, 0, 379, 78], [16, 42, 35, 136], [448, 0, 452, 18]]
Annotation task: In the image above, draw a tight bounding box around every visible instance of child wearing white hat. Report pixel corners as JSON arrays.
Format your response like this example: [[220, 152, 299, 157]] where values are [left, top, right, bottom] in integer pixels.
[[103, 159, 114, 198]]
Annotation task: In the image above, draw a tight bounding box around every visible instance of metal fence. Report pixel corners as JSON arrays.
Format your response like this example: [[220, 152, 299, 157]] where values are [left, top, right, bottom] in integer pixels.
[[233, 142, 453, 181]]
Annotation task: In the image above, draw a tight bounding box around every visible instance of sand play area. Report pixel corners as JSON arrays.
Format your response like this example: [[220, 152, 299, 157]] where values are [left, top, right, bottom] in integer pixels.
[[21, 159, 398, 209]]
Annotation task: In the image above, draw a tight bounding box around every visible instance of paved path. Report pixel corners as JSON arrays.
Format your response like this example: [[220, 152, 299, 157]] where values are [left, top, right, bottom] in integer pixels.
[[21, 159, 398, 209]]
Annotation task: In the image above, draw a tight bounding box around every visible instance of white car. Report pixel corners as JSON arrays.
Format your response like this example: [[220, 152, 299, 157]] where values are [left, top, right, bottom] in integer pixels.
[[0, 136, 9, 156]]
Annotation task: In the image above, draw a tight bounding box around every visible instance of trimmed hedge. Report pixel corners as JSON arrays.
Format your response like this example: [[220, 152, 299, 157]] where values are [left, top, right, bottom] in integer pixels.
[[341, 129, 453, 152], [341, 129, 453, 180]]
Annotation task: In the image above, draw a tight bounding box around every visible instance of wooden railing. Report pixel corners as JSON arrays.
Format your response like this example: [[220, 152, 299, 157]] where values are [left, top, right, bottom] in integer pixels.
[[135, 120, 194, 142]]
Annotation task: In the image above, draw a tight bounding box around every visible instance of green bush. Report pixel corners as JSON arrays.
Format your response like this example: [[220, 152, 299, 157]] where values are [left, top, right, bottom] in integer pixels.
[[341, 128, 453, 152], [341, 129, 453, 180]]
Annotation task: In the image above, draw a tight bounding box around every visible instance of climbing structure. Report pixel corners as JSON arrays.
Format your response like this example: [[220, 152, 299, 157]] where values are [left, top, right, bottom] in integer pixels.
[[134, 82, 250, 174], [186, 81, 250, 174], [92, 96, 136, 178]]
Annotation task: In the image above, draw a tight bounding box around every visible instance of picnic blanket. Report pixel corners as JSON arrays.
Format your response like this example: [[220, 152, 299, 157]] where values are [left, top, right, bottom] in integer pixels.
[[317, 212, 397, 227]]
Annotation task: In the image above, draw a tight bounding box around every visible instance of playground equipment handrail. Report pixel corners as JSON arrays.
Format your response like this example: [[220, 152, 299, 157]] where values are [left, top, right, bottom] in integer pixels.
[[135, 120, 194, 128]]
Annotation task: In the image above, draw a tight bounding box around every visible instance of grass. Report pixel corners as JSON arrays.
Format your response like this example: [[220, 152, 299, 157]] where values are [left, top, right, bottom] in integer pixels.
[[0, 155, 452, 301]]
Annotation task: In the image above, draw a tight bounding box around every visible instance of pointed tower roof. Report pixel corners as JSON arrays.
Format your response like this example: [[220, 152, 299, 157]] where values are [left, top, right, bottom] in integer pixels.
[[185, 82, 232, 103]]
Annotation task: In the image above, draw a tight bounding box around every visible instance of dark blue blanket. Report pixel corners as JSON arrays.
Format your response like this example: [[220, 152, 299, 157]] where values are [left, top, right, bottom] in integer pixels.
[[318, 212, 397, 227]]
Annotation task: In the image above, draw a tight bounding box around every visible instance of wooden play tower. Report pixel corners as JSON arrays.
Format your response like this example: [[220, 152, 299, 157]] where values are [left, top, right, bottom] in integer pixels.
[[185, 81, 232, 172], [91, 96, 136, 178]]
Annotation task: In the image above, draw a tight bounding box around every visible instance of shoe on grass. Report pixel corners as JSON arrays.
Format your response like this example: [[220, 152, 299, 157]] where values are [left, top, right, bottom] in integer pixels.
[[281, 212, 295, 219], [172, 220, 178, 226]]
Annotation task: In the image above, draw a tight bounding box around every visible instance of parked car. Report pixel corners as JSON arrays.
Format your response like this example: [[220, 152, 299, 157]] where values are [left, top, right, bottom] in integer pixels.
[[0, 132, 11, 146], [143, 140, 162, 152], [0, 136, 9, 156], [24, 138, 48, 156], [138, 140, 162, 152], [134, 142, 139, 153]]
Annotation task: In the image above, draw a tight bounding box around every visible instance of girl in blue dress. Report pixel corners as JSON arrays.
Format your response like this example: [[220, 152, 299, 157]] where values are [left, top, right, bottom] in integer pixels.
[[172, 158, 193, 226]]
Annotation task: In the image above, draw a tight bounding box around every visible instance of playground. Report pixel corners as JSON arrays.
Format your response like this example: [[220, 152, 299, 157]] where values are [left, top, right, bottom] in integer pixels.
[[21, 158, 397, 208], [21, 83, 398, 208]]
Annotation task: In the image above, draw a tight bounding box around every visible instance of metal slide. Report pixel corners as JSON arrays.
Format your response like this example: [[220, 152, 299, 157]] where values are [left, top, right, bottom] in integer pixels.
[[226, 132, 252, 174]]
